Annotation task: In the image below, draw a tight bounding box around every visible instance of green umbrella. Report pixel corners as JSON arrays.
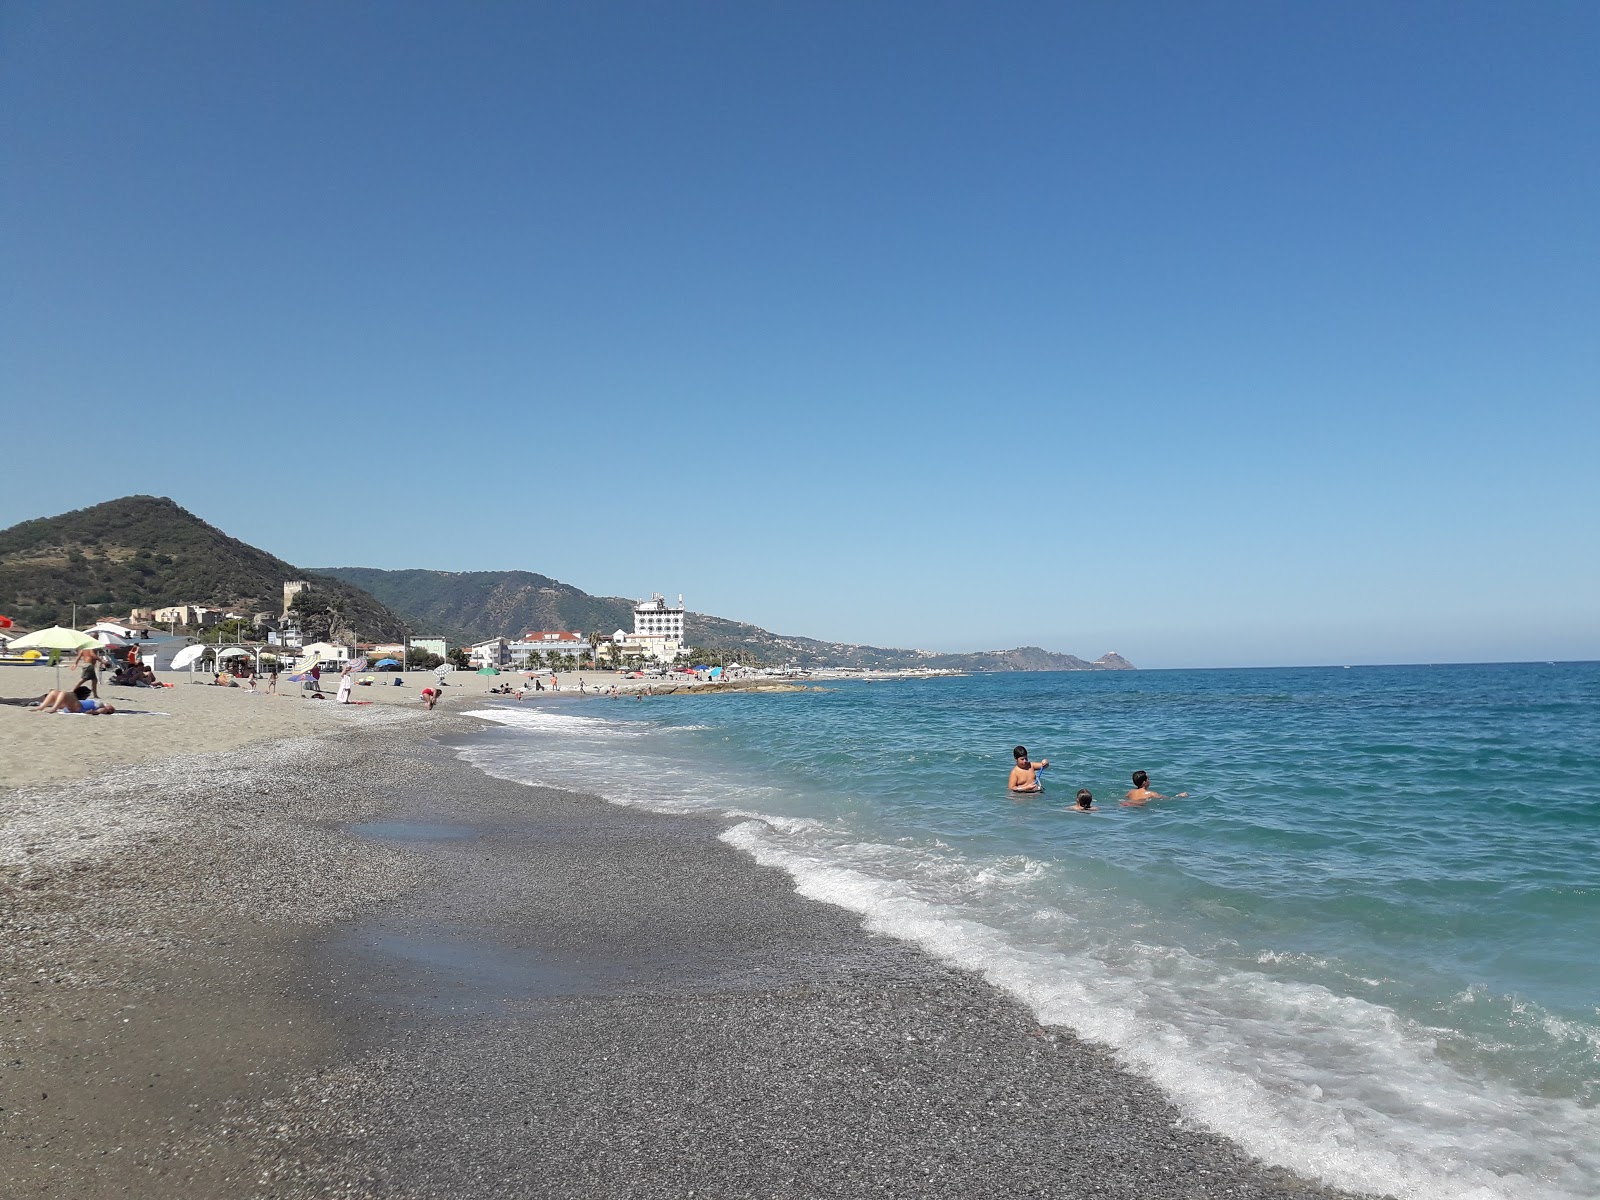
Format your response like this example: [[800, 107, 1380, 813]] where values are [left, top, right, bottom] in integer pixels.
[[8, 626, 99, 688], [476, 666, 500, 676], [8, 626, 98, 651]]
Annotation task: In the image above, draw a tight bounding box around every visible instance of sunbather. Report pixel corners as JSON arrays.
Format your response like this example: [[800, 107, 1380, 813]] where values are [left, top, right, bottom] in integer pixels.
[[34, 685, 117, 715]]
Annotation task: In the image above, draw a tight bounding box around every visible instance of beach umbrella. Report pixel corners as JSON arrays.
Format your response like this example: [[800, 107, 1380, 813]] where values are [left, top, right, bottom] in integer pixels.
[[347, 656, 368, 674], [218, 647, 253, 659], [476, 666, 499, 676], [374, 658, 400, 667], [171, 644, 206, 671], [0, 614, 13, 629], [8, 626, 98, 652], [8, 626, 98, 687]]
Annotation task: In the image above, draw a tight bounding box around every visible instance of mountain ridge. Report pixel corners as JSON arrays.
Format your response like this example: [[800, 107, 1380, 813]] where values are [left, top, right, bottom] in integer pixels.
[[0, 496, 411, 640], [0, 497, 1131, 669], [317, 566, 1134, 672]]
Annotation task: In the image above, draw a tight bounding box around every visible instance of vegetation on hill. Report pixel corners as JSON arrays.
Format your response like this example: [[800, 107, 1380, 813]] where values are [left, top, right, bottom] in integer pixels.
[[320, 567, 1134, 671], [317, 568, 636, 646], [0, 496, 411, 640]]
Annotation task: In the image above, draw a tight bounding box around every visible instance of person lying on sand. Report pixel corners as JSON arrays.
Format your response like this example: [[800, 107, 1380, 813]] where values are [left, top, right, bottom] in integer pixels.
[[1068, 788, 1099, 812], [1008, 745, 1049, 793], [34, 685, 117, 715], [1121, 769, 1188, 807]]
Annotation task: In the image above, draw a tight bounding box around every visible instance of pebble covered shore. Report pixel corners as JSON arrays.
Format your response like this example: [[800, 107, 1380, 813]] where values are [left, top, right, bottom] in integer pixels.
[[2, 711, 1376, 1198]]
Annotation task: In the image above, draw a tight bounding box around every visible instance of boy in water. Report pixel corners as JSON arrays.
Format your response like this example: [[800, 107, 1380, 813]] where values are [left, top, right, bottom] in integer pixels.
[[1069, 788, 1098, 812], [1121, 769, 1189, 807], [1008, 745, 1049, 793]]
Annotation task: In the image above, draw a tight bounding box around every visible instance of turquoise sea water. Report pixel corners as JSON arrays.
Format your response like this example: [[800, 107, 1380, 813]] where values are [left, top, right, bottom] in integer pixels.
[[461, 663, 1600, 1200]]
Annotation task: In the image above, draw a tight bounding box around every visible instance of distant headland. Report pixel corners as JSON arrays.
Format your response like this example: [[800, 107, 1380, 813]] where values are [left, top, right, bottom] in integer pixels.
[[0, 497, 1133, 673]]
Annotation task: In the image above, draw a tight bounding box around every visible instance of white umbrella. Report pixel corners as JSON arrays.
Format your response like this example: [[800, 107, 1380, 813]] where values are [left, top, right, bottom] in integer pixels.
[[171, 644, 206, 670]]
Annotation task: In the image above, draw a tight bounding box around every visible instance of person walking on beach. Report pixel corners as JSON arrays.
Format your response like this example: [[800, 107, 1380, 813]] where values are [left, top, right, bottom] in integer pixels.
[[336, 666, 354, 704], [266, 666, 278, 695], [75, 645, 104, 698], [1008, 746, 1049, 793], [1121, 770, 1188, 807]]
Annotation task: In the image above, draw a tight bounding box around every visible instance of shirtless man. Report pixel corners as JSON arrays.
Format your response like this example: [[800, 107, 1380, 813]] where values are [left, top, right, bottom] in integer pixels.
[[75, 645, 104, 698], [1008, 745, 1049, 793], [1121, 769, 1189, 807], [1068, 788, 1099, 812]]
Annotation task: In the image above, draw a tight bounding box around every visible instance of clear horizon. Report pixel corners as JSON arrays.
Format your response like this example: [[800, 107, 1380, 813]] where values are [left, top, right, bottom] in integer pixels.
[[3, 4, 1595, 669]]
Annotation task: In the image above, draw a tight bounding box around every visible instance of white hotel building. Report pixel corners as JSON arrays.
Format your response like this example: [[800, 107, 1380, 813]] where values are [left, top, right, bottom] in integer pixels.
[[612, 593, 687, 663]]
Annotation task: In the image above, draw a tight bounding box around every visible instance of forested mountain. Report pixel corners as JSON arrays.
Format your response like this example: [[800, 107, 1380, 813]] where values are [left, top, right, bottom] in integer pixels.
[[0, 496, 411, 640], [319, 566, 1134, 671], [318, 568, 635, 647], [0, 500, 1131, 669]]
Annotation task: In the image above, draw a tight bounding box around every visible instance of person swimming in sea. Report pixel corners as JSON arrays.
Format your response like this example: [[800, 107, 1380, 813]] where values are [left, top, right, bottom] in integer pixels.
[[1068, 788, 1098, 812], [1008, 745, 1049, 793], [1120, 769, 1189, 807]]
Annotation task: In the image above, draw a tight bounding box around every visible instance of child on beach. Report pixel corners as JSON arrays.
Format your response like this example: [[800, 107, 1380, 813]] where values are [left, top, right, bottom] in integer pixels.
[[1069, 789, 1098, 812], [1121, 770, 1189, 807]]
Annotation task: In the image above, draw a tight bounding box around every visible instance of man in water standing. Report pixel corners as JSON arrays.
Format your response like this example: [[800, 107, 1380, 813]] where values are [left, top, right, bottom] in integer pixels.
[[1008, 745, 1049, 793]]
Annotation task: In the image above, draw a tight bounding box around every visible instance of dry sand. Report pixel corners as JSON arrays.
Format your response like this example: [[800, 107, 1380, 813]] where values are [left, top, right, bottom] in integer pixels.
[[0, 665, 462, 790]]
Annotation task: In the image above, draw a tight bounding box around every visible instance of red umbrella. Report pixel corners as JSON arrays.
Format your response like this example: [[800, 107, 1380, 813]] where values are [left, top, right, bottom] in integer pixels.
[[0, 615, 13, 629]]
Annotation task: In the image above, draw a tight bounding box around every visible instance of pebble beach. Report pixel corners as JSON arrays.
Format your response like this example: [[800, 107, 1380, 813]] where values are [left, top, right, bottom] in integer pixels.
[[0, 677, 1371, 1198]]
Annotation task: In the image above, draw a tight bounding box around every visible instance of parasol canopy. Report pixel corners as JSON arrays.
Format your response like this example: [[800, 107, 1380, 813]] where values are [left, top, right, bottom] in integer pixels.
[[476, 666, 500, 675], [7, 626, 99, 652], [171, 644, 207, 671], [374, 658, 400, 667]]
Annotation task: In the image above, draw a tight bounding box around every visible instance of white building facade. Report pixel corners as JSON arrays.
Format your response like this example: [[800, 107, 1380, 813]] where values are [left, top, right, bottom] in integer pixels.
[[469, 638, 510, 669], [613, 593, 687, 662], [510, 631, 589, 666]]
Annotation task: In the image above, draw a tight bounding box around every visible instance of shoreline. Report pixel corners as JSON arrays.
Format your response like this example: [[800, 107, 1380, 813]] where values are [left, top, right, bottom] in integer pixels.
[[2, 710, 1371, 1198]]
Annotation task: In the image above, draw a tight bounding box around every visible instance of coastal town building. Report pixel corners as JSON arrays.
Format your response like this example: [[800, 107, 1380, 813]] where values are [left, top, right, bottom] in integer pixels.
[[297, 641, 351, 667], [612, 593, 687, 662], [86, 618, 162, 642], [408, 637, 448, 661], [154, 604, 218, 627], [469, 637, 510, 669], [510, 631, 589, 665]]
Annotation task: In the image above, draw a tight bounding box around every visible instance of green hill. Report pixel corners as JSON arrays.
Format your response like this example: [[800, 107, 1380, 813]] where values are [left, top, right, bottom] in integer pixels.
[[1, 496, 411, 640], [318, 566, 1133, 671], [318, 568, 635, 647]]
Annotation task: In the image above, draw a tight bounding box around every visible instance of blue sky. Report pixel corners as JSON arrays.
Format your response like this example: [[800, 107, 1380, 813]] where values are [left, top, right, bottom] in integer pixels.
[[2, 2, 1595, 667]]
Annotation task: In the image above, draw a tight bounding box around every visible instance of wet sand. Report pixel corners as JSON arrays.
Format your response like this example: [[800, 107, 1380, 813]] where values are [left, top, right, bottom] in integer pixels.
[[1, 715, 1373, 1198]]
